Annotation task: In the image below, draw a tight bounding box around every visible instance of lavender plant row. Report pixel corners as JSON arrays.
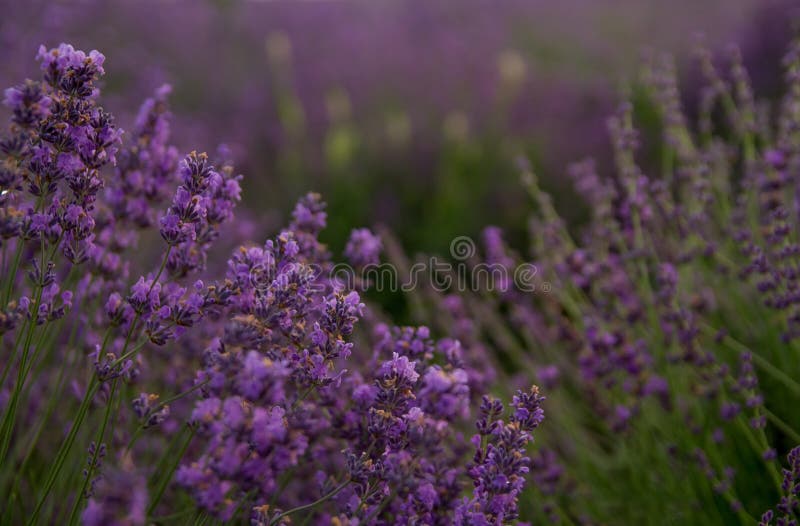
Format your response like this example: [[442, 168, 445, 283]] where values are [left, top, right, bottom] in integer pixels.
[[3, 0, 795, 255], [0, 44, 543, 525], [384, 38, 800, 524]]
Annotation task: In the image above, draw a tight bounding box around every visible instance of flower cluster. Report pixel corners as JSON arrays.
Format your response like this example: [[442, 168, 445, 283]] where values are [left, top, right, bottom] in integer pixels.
[[760, 446, 800, 525], [158, 150, 241, 277], [173, 196, 539, 524], [0, 43, 255, 526], [456, 387, 545, 524], [1, 43, 121, 325]]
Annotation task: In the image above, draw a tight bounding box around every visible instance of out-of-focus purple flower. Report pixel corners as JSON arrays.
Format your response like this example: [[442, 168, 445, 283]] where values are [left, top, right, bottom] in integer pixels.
[[344, 228, 382, 268], [132, 392, 170, 428], [536, 365, 560, 390], [82, 467, 147, 526]]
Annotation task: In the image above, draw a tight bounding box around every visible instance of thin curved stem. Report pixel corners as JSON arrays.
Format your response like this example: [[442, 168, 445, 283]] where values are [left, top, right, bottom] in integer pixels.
[[701, 323, 800, 395], [125, 379, 209, 453], [269, 478, 351, 525]]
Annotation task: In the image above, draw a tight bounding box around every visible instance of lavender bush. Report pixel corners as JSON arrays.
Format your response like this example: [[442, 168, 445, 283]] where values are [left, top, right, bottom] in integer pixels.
[[0, 44, 543, 525]]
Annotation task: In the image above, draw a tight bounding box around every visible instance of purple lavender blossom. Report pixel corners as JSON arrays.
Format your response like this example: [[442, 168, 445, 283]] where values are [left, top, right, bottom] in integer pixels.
[[457, 386, 545, 524], [344, 228, 382, 268]]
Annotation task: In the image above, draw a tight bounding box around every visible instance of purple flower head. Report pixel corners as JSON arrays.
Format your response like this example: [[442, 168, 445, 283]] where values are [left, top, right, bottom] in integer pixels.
[[419, 366, 470, 420], [344, 228, 382, 268], [3, 80, 52, 126], [476, 395, 504, 437], [379, 352, 420, 384], [460, 386, 544, 524], [375, 324, 434, 361], [132, 392, 170, 428], [82, 468, 147, 526], [156, 151, 241, 276], [37, 43, 105, 97], [191, 397, 222, 427], [511, 385, 545, 431], [721, 401, 741, 421], [291, 192, 327, 234], [127, 277, 160, 315], [760, 445, 800, 523], [251, 406, 288, 453], [134, 84, 173, 143], [536, 365, 560, 390]]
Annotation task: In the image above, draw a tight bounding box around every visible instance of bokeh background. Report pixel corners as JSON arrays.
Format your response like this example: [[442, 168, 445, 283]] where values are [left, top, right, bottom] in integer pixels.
[[0, 0, 795, 253]]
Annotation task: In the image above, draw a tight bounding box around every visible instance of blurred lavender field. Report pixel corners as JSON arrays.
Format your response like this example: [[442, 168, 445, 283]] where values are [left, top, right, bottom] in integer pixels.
[[0, 0, 793, 250], [5, 2, 800, 524]]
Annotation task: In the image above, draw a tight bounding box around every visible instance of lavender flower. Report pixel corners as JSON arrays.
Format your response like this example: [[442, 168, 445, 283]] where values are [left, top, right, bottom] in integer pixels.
[[760, 445, 800, 525], [457, 386, 545, 524], [344, 228, 382, 268]]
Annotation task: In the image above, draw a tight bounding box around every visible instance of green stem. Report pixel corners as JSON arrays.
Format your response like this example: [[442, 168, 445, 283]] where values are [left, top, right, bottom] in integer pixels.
[[151, 246, 172, 290], [361, 484, 399, 524], [0, 281, 45, 464], [2, 240, 24, 305], [702, 324, 800, 395], [731, 408, 783, 494], [763, 407, 800, 443], [227, 490, 257, 524], [4, 275, 86, 500], [292, 386, 314, 410], [2, 324, 70, 495], [0, 317, 26, 389], [146, 425, 195, 518], [269, 478, 351, 525], [25, 241, 172, 522], [19, 317, 56, 382], [27, 378, 100, 525], [0, 233, 64, 463], [67, 379, 118, 525], [159, 379, 210, 408], [148, 507, 197, 523], [126, 379, 209, 452], [28, 309, 133, 522], [1, 192, 47, 307]]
